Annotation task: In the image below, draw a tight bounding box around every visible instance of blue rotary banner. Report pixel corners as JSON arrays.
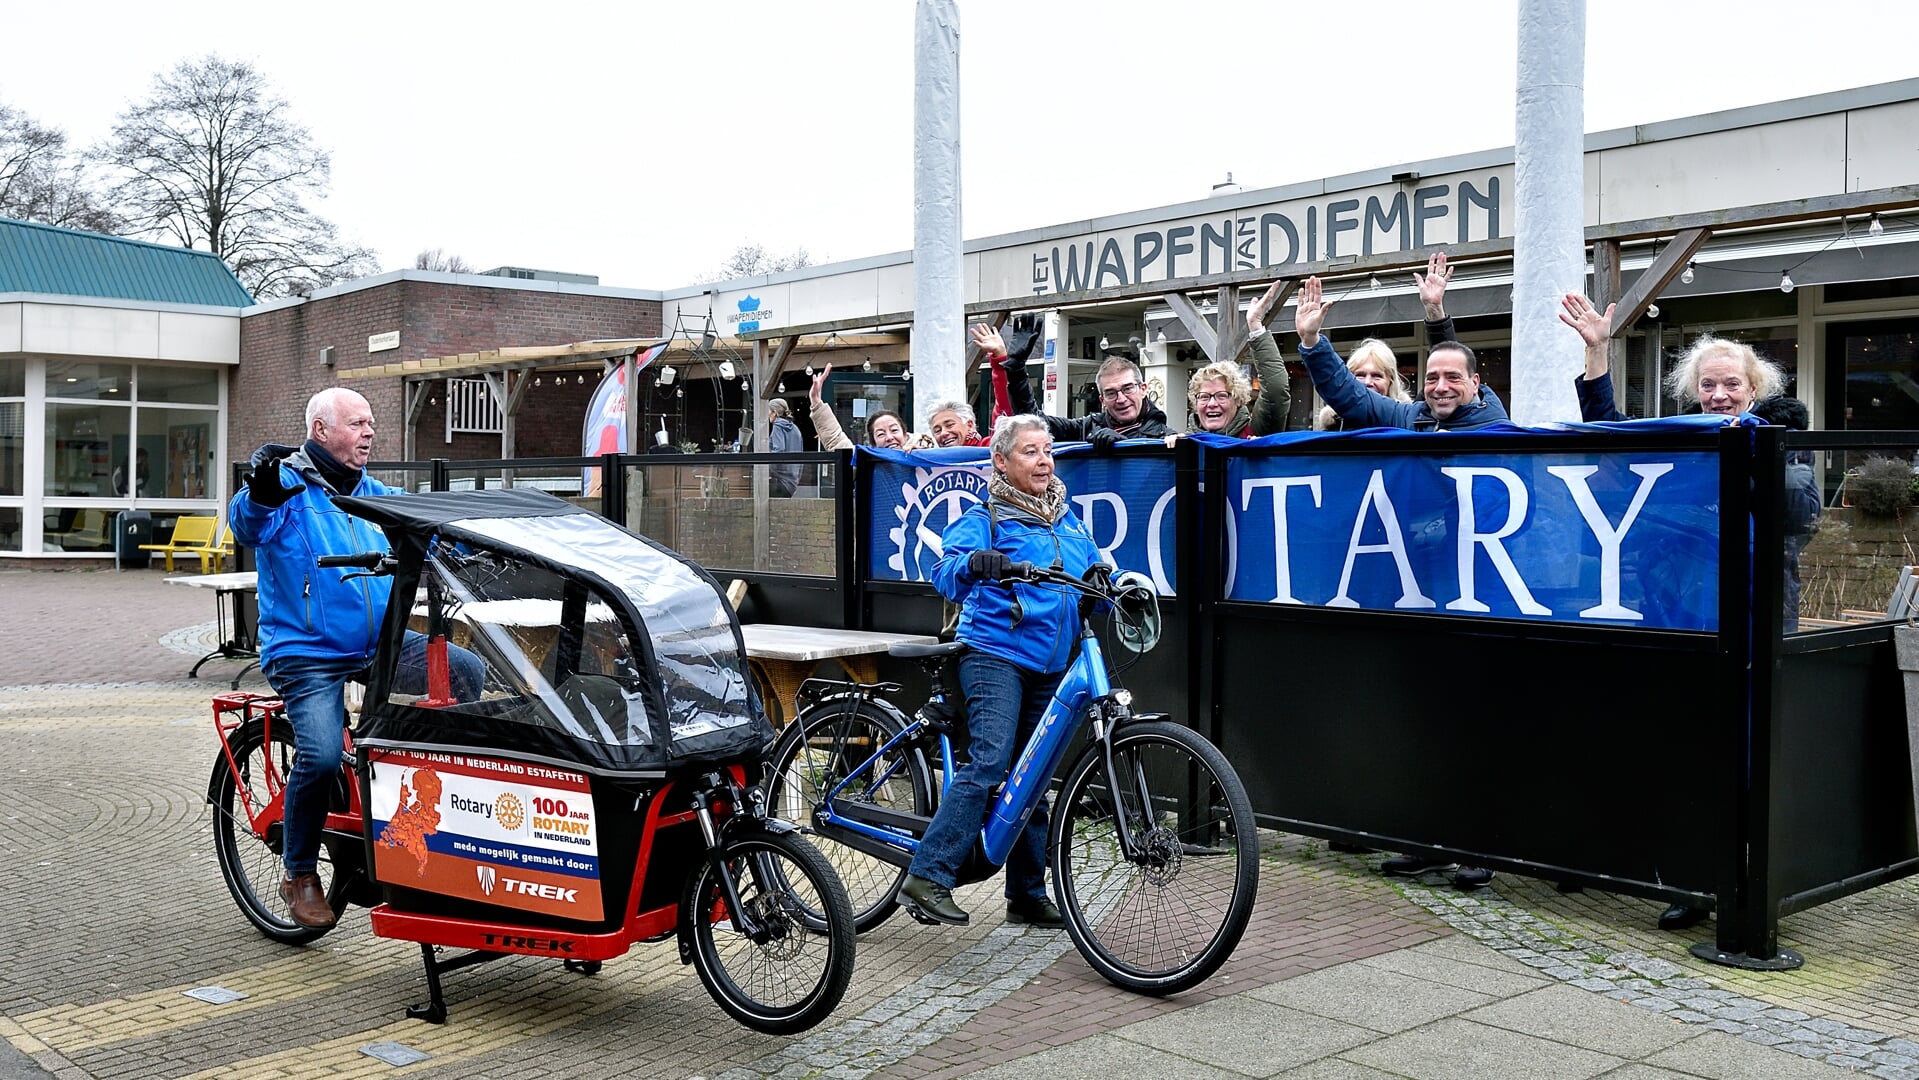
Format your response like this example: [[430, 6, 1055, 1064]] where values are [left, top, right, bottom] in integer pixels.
[[860, 445, 1179, 594], [860, 415, 1732, 630]]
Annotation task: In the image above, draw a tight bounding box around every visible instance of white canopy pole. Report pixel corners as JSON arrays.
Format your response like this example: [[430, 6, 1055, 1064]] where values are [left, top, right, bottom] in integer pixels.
[[911, 0, 965, 431], [1510, 0, 1587, 424]]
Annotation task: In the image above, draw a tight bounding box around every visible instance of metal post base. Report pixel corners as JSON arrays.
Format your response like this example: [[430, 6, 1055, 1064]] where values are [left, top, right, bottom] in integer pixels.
[[1689, 941, 1804, 971]]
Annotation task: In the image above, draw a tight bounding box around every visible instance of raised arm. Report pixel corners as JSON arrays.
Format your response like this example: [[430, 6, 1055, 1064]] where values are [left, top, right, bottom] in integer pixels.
[[1415, 250, 1460, 344], [1245, 280, 1293, 435], [1559, 293, 1628, 422], [807, 363, 856, 451], [1296, 277, 1415, 428]]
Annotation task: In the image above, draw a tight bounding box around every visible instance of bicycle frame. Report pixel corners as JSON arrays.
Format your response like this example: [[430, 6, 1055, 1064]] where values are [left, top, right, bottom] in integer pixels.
[[813, 627, 1117, 871]]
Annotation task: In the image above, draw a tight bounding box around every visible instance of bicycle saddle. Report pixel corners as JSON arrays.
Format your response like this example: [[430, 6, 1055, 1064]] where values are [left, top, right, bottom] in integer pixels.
[[890, 641, 966, 660]]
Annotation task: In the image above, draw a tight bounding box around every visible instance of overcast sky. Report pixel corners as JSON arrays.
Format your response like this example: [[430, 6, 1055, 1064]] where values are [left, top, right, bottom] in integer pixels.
[[4, 0, 1914, 292]]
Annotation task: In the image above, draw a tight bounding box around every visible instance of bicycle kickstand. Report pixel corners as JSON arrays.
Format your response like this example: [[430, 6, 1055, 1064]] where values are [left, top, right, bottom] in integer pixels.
[[405, 943, 507, 1024]]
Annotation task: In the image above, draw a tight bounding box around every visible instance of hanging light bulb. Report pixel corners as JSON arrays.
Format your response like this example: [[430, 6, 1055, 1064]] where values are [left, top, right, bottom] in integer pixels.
[[739, 375, 750, 389], [1779, 271, 1795, 294], [1645, 303, 1660, 319], [901, 367, 913, 381], [577, 374, 586, 385], [863, 358, 874, 373], [1681, 262, 1695, 285], [1098, 335, 1110, 350], [675, 386, 684, 398], [1367, 273, 1381, 291], [1869, 213, 1885, 237], [428, 395, 438, 406], [534, 376, 542, 387]]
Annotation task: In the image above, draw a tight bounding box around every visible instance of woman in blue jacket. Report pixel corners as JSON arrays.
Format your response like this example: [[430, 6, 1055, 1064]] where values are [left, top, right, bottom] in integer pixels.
[[898, 415, 1110, 928]]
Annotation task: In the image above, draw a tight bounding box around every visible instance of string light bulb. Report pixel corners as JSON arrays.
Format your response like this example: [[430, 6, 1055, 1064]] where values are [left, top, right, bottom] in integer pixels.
[[1779, 271, 1795, 294], [1645, 303, 1660, 319], [1098, 335, 1110, 350], [1368, 273, 1381, 291], [1869, 213, 1885, 237], [1681, 262, 1695, 285], [534, 376, 542, 387], [863, 358, 874, 373], [804, 365, 814, 377]]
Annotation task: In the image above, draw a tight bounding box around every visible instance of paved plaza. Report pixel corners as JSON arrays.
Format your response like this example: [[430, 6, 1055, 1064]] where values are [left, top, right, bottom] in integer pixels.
[[2, 567, 1918, 1078]]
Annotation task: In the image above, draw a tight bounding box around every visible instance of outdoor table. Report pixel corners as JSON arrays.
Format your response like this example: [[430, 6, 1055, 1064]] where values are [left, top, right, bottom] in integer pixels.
[[165, 571, 260, 689], [738, 624, 938, 726]]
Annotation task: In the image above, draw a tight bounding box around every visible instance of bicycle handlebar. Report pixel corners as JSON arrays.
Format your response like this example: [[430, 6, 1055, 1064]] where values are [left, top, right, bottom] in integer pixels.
[[316, 552, 393, 571]]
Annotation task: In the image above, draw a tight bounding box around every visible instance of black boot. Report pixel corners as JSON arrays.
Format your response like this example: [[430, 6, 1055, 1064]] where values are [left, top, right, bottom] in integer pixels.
[[900, 875, 970, 926]]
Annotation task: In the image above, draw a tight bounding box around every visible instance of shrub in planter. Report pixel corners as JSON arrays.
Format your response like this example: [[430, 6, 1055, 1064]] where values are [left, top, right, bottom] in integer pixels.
[[1849, 455, 1915, 517]]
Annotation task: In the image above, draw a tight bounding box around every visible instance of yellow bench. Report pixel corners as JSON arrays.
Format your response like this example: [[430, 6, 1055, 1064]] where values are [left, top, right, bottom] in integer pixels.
[[141, 516, 231, 573]]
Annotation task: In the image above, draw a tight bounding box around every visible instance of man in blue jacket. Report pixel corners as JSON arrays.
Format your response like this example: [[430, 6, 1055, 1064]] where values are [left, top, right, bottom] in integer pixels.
[[230, 387, 482, 928], [898, 414, 1111, 927], [1292, 275, 1510, 432]]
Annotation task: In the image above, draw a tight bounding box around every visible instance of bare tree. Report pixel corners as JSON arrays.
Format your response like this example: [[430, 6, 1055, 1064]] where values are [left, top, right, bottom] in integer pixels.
[[94, 56, 377, 298], [692, 243, 814, 284], [0, 101, 119, 233], [414, 248, 474, 274]]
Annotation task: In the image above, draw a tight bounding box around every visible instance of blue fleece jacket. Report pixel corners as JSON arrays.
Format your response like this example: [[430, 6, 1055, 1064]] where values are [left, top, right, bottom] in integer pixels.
[[932, 499, 1106, 675]]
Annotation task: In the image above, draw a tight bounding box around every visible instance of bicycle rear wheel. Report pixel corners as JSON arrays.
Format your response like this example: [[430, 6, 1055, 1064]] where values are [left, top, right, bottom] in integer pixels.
[[766, 699, 930, 932], [1050, 720, 1257, 995], [684, 826, 856, 1035], [210, 720, 344, 945]]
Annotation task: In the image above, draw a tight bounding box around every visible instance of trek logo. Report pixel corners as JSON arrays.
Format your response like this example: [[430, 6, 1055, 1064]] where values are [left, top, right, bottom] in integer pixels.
[[481, 934, 576, 953], [476, 865, 496, 896], [505, 877, 578, 903]]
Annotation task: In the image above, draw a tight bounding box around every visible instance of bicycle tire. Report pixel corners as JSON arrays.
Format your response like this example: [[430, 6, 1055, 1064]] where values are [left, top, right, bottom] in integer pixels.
[[684, 826, 857, 1035], [765, 698, 931, 932], [210, 720, 347, 945], [1050, 720, 1258, 995]]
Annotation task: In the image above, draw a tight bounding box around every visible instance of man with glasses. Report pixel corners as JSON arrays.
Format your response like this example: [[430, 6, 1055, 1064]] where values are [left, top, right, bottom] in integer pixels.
[[993, 331, 1174, 449]]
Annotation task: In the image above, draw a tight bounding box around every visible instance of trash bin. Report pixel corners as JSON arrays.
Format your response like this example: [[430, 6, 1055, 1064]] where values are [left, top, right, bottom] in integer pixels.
[[116, 510, 153, 569]]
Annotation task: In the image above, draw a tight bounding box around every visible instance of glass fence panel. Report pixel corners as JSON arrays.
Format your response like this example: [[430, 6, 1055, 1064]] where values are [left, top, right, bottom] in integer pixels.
[[1798, 438, 1919, 629], [619, 458, 836, 577]]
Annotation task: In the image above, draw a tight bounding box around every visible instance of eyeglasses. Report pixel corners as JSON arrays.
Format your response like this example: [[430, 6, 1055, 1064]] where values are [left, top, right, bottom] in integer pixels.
[[1099, 381, 1142, 401], [1194, 391, 1235, 406]]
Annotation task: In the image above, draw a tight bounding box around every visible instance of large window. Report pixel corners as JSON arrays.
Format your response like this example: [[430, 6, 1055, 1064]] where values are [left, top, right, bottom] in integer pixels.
[[41, 363, 220, 501], [1, 359, 22, 498], [1825, 317, 1919, 431], [44, 403, 129, 497]]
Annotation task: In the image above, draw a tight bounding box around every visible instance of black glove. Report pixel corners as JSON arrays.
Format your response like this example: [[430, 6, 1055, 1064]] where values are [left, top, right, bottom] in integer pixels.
[[1003, 313, 1043, 371], [1088, 426, 1121, 454], [246, 442, 299, 508], [969, 549, 1015, 581], [1080, 563, 1114, 618]]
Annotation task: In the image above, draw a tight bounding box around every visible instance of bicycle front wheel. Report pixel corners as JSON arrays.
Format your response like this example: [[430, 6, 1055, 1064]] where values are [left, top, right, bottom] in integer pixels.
[[766, 698, 931, 932], [210, 720, 344, 945], [685, 826, 856, 1035], [1050, 720, 1257, 995]]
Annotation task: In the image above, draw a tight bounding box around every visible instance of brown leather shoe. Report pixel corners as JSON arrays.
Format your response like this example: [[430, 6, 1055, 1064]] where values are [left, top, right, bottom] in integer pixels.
[[280, 872, 337, 929]]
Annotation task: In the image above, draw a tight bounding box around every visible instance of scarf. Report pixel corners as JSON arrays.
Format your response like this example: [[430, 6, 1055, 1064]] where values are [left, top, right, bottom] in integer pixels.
[[303, 438, 363, 496], [988, 472, 1068, 524]]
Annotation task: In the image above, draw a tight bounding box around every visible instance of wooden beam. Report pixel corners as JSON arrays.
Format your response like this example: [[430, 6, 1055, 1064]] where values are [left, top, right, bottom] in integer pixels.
[[737, 311, 915, 342], [503, 369, 533, 418], [1589, 185, 1919, 243], [1592, 239, 1626, 377], [1610, 227, 1711, 336], [1162, 291, 1220, 363], [1214, 284, 1249, 364], [761, 335, 802, 400], [1256, 279, 1298, 329]]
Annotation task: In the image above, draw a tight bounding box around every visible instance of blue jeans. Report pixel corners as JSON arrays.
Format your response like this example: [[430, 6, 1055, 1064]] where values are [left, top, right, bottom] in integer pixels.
[[907, 651, 1054, 902], [266, 631, 484, 875]]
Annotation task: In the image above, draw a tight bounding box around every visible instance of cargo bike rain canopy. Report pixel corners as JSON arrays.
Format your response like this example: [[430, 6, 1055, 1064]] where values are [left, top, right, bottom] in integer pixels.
[[336, 488, 772, 777]]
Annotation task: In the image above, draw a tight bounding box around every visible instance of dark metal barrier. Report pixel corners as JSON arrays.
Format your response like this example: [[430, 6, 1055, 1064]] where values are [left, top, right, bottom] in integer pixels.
[[256, 426, 1918, 970]]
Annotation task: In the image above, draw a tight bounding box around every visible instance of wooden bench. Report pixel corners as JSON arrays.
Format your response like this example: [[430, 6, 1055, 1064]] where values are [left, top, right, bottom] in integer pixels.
[[141, 516, 228, 573]]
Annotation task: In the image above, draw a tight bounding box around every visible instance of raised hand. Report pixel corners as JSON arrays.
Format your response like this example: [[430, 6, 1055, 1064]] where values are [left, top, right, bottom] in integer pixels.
[[1247, 279, 1288, 332], [1414, 251, 1453, 319], [1294, 277, 1332, 345], [809, 362, 834, 405], [1557, 293, 1615, 347], [970, 323, 1007, 360], [1003, 314, 1043, 366]]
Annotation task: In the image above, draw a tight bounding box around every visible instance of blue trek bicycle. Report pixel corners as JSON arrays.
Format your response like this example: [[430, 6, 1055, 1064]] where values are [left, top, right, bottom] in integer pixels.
[[766, 566, 1257, 994]]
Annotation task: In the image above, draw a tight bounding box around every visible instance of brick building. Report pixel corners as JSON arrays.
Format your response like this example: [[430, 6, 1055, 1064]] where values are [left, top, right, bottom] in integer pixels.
[[236, 270, 662, 470]]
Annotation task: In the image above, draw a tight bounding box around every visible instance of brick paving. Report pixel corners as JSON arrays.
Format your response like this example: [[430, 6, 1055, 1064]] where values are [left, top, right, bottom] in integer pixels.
[[0, 568, 1912, 1078]]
